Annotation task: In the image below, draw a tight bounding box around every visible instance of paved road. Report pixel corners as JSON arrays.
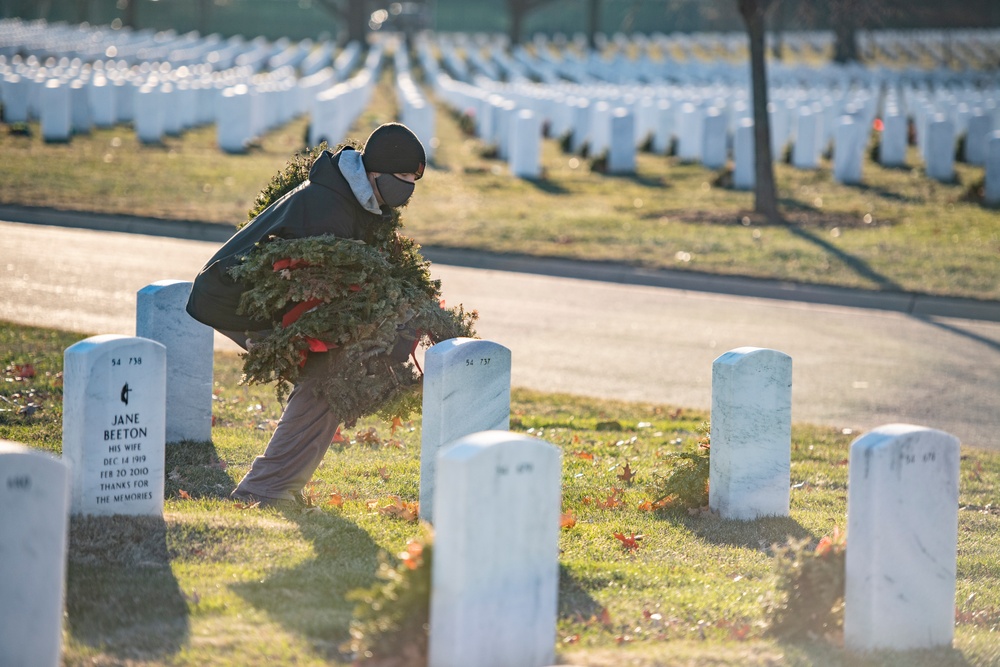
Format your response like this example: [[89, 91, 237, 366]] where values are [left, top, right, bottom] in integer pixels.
[[3, 219, 999, 450]]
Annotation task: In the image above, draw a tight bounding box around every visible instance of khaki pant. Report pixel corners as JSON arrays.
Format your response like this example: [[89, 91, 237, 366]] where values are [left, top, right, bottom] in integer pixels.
[[221, 330, 340, 501]]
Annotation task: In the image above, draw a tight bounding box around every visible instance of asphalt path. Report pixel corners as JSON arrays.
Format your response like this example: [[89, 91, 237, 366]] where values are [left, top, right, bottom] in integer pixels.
[[3, 219, 999, 451]]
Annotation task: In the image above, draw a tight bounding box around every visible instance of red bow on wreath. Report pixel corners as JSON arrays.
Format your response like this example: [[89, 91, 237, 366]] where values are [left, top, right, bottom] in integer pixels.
[[279, 297, 338, 367]]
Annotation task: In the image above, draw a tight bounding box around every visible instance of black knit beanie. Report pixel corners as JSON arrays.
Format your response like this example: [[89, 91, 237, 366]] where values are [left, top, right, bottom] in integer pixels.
[[361, 122, 426, 177]]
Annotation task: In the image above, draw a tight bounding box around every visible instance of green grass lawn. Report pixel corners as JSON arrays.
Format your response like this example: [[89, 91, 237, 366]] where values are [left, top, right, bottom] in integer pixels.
[[1, 67, 998, 302], [3, 320, 999, 666]]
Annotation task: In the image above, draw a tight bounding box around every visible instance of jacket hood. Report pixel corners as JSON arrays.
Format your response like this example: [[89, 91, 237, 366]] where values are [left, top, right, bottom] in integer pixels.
[[335, 148, 382, 215]]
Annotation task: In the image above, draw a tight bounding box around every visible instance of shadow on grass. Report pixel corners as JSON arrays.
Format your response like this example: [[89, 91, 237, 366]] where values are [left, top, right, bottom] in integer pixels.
[[851, 181, 922, 204], [523, 177, 571, 194], [779, 220, 905, 291], [231, 510, 383, 661], [776, 638, 974, 666], [63, 439, 242, 659], [667, 512, 815, 552], [231, 515, 601, 659], [164, 439, 237, 500], [605, 171, 669, 189], [559, 564, 604, 621], [66, 515, 190, 659]]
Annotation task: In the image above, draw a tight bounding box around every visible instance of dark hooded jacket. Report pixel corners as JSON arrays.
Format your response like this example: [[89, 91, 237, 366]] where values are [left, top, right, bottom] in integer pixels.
[[186, 149, 386, 332]]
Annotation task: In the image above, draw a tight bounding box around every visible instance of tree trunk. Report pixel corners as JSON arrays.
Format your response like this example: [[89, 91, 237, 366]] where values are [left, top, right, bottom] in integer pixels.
[[122, 0, 137, 29], [831, 3, 859, 63], [586, 0, 600, 50], [770, 0, 790, 60], [509, 3, 525, 45], [738, 0, 780, 220], [197, 0, 211, 35], [75, 0, 89, 24], [343, 0, 369, 45], [35, 0, 52, 20]]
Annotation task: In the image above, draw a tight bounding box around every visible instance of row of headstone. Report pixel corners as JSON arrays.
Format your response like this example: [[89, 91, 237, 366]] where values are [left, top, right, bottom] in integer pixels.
[[706, 345, 961, 651], [433, 68, 973, 185], [394, 42, 436, 163], [0, 278, 213, 665], [4, 18, 998, 92], [427, 69, 543, 178], [454, 29, 997, 92], [215, 67, 305, 153], [0, 56, 308, 146], [61, 280, 214, 516], [416, 339, 966, 660], [0, 18, 320, 71], [413, 338, 561, 666], [986, 131, 1000, 205], [0, 304, 967, 664], [4, 19, 996, 177], [35, 279, 213, 518], [0, 334, 169, 667], [0, 20, 350, 150], [513, 28, 999, 89], [422, 30, 998, 187], [306, 43, 382, 149]]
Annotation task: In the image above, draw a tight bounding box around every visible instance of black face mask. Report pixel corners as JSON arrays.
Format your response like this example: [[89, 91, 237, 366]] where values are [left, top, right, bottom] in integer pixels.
[[374, 174, 415, 208]]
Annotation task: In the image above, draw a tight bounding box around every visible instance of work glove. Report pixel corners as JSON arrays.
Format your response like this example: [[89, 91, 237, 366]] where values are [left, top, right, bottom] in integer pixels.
[[389, 325, 418, 363]]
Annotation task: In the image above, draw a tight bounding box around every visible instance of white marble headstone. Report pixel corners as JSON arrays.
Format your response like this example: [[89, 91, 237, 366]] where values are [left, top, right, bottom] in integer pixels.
[[709, 347, 791, 520], [569, 98, 590, 154], [509, 109, 541, 179], [2, 74, 30, 123], [40, 78, 71, 143], [634, 96, 655, 147], [651, 99, 674, 155], [833, 116, 864, 185], [88, 75, 116, 128], [134, 84, 164, 144], [963, 112, 992, 166], [428, 431, 560, 667], [136, 280, 214, 443], [701, 107, 728, 170], [879, 110, 908, 167], [495, 99, 517, 160], [217, 85, 252, 154], [985, 131, 1000, 206], [607, 107, 636, 174], [160, 82, 182, 137], [677, 102, 703, 162], [792, 106, 820, 169], [69, 78, 91, 134], [0, 441, 70, 667], [63, 335, 166, 516], [768, 100, 790, 157], [925, 114, 955, 183], [733, 118, 755, 190], [419, 338, 511, 522], [844, 424, 960, 651], [114, 77, 134, 124]]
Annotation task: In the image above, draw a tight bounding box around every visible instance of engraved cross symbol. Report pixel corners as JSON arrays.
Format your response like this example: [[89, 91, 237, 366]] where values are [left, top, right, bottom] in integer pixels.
[[120, 383, 132, 405]]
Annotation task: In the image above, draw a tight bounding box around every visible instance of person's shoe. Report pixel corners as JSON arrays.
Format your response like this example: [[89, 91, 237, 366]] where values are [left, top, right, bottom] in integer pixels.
[[230, 490, 295, 510]]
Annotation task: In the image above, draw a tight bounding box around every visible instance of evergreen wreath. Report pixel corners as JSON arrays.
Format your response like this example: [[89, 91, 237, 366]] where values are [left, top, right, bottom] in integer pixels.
[[229, 142, 478, 426]]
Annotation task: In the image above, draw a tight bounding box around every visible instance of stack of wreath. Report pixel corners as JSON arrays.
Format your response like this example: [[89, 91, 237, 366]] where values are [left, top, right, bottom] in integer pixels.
[[229, 142, 477, 426]]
